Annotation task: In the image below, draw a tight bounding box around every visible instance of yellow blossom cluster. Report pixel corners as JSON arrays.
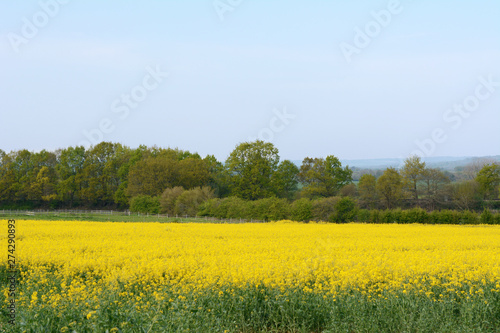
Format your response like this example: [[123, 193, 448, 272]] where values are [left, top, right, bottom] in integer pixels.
[[3, 220, 500, 305]]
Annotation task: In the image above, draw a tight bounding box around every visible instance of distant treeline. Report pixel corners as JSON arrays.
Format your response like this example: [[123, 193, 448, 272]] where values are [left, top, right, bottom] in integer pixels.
[[0, 141, 499, 219]]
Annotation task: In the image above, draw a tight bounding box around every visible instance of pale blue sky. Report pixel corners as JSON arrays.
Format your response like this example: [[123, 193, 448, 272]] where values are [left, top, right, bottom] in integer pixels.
[[1, 0, 499, 161]]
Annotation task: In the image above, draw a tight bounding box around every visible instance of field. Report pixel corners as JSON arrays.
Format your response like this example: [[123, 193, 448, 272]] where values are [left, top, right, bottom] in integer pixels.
[[2, 220, 500, 332]]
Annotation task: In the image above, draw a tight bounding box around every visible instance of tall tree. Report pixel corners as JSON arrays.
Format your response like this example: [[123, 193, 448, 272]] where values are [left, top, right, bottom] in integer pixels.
[[298, 155, 352, 198], [271, 160, 299, 199], [225, 140, 279, 200], [127, 157, 180, 198], [358, 174, 378, 208], [376, 167, 403, 209], [475, 163, 500, 200], [401, 155, 426, 203], [80, 142, 127, 206], [56, 146, 86, 206]]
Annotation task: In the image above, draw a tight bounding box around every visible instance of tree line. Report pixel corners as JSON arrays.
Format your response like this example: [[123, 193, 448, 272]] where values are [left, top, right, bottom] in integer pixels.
[[0, 141, 499, 217]]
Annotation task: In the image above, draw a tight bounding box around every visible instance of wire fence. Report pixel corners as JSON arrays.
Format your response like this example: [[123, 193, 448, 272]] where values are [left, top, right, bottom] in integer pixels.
[[0, 209, 269, 223]]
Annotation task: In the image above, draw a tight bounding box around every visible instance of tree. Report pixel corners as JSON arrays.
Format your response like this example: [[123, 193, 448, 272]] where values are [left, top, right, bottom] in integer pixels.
[[358, 174, 377, 208], [298, 155, 352, 198], [178, 158, 210, 189], [127, 157, 179, 198], [421, 168, 451, 210], [80, 142, 128, 206], [475, 163, 500, 200], [225, 140, 279, 200], [376, 167, 403, 209], [271, 160, 299, 199], [56, 146, 86, 206], [461, 158, 498, 180], [401, 155, 426, 203]]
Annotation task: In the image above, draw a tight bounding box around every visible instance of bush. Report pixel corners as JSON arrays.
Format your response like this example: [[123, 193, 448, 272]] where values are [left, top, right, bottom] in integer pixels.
[[480, 209, 494, 225], [291, 198, 313, 222], [129, 195, 160, 214], [312, 197, 340, 221], [357, 209, 371, 222], [160, 187, 185, 215], [405, 208, 429, 224], [461, 210, 478, 225], [175, 187, 215, 216], [370, 209, 381, 223], [332, 197, 357, 223], [245, 197, 290, 221]]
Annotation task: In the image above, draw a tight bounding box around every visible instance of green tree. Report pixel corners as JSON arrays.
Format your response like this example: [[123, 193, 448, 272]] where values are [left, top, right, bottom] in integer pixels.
[[332, 197, 358, 223], [358, 174, 377, 208], [225, 140, 279, 200], [178, 158, 210, 189], [80, 142, 127, 206], [56, 146, 86, 206], [376, 167, 403, 209], [127, 157, 179, 198], [204, 155, 230, 197], [298, 155, 352, 198], [401, 155, 426, 203], [475, 163, 500, 200], [271, 160, 299, 199]]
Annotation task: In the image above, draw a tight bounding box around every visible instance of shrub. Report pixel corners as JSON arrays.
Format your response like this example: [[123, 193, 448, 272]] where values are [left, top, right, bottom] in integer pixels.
[[370, 209, 381, 223], [246, 197, 291, 221], [312, 196, 340, 221], [406, 208, 429, 224], [129, 195, 160, 214], [291, 198, 313, 222], [461, 210, 478, 225], [160, 187, 185, 215], [480, 209, 494, 225], [175, 187, 215, 216], [357, 209, 371, 222], [332, 197, 358, 223]]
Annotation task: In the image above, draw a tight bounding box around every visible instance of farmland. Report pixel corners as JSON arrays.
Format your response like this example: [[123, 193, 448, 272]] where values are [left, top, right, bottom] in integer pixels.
[[2, 220, 500, 332]]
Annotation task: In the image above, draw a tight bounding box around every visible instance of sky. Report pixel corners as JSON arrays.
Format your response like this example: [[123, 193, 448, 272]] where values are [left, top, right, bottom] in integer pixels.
[[1, 0, 499, 162]]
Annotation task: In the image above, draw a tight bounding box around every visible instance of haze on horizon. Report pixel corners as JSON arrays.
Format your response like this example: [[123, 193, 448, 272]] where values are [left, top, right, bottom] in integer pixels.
[[1, 0, 499, 162]]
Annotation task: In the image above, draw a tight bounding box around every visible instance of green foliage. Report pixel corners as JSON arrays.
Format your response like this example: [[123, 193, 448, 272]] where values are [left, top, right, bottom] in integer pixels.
[[332, 197, 358, 223], [311, 196, 340, 221], [298, 155, 352, 198], [271, 160, 299, 199], [160, 186, 185, 215], [401, 155, 426, 202], [475, 163, 500, 199], [174, 187, 215, 216], [480, 208, 494, 224], [405, 207, 429, 224], [290, 198, 313, 221], [376, 167, 403, 209], [225, 140, 280, 200], [358, 174, 377, 208], [129, 195, 160, 214]]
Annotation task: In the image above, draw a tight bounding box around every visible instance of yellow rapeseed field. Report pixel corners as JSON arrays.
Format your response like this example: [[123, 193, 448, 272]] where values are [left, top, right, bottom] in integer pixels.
[[5, 219, 500, 308]]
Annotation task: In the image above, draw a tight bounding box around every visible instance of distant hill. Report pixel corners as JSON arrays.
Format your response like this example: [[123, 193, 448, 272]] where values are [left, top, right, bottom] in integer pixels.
[[291, 156, 500, 171]]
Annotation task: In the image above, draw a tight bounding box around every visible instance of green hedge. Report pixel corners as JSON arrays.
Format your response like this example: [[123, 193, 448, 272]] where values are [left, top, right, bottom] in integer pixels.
[[197, 197, 500, 224]]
